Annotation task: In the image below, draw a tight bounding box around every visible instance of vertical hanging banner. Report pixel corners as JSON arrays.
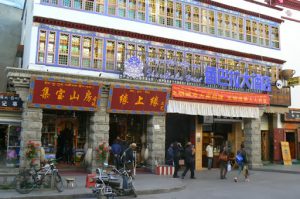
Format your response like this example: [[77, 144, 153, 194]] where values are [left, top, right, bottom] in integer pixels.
[[107, 85, 170, 115], [28, 77, 101, 111]]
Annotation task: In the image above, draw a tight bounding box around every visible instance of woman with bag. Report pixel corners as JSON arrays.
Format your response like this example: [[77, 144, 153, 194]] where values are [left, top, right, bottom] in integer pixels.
[[219, 145, 228, 179]]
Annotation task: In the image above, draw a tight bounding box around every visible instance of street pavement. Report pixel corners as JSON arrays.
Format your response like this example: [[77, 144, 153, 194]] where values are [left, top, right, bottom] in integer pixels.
[[1, 164, 300, 199]]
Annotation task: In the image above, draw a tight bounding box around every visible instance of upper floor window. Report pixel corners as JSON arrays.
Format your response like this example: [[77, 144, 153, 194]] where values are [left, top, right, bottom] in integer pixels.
[[41, 0, 281, 49]]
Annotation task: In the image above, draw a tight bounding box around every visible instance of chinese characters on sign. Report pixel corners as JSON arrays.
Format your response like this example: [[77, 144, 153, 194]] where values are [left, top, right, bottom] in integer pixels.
[[205, 66, 272, 92], [172, 84, 270, 105], [108, 85, 169, 115], [29, 78, 101, 110], [0, 93, 23, 111]]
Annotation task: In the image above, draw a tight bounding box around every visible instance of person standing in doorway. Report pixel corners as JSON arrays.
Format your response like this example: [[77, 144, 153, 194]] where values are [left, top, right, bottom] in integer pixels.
[[181, 142, 195, 179], [166, 143, 174, 166], [206, 142, 214, 170]]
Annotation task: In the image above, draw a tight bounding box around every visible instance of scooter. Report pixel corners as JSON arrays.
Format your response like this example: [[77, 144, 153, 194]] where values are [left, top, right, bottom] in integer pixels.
[[92, 166, 137, 199]]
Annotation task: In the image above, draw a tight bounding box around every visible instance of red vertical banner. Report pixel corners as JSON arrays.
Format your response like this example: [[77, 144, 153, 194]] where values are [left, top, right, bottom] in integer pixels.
[[107, 85, 170, 115], [28, 77, 101, 111]]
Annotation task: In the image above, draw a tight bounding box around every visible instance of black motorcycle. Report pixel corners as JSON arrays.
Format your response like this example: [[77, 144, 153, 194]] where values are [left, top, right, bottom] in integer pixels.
[[92, 167, 137, 199]]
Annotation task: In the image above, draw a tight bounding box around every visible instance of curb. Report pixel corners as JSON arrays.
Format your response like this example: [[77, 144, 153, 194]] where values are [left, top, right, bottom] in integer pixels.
[[252, 168, 300, 175], [1, 183, 186, 199]]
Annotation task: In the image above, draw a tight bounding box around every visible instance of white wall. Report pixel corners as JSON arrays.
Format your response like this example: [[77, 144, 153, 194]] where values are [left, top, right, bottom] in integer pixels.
[[280, 8, 300, 109]]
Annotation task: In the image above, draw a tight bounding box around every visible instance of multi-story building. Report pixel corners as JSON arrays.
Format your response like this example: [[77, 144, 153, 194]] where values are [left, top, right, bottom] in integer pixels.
[[3, 0, 296, 172]]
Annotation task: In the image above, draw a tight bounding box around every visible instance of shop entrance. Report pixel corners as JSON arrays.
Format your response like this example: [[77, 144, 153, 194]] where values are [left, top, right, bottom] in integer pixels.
[[286, 132, 296, 159], [166, 114, 195, 154], [42, 110, 88, 168], [109, 114, 147, 166], [0, 124, 21, 168]]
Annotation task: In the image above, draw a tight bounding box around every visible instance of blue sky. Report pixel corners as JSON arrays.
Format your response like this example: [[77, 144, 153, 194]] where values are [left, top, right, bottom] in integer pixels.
[[0, 0, 25, 9]]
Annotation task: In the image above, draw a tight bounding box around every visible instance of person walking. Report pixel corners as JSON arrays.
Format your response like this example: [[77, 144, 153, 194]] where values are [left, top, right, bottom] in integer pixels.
[[172, 141, 182, 178], [181, 142, 195, 179], [234, 143, 249, 182], [219, 145, 228, 179], [206, 142, 213, 170]]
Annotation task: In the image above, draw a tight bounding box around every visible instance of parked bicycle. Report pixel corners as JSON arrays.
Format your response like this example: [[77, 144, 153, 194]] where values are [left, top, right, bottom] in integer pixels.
[[15, 159, 63, 194]]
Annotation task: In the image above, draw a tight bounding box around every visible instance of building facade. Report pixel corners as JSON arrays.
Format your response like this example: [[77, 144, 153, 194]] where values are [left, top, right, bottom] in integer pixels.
[[2, 0, 296, 172]]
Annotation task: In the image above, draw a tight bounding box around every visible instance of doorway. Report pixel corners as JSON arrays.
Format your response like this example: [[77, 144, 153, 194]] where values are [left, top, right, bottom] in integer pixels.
[[286, 132, 296, 159]]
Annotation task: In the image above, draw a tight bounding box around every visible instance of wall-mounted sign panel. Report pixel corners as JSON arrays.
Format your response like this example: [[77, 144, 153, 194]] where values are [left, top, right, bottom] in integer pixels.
[[28, 77, 101, 111]]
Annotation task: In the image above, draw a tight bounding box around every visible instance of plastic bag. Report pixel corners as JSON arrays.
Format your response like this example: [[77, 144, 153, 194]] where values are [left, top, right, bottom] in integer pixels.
[[227, 162, 232, 172]]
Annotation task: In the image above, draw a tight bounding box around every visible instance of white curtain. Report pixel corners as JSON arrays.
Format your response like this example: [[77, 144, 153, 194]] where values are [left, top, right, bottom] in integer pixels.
[[167, 100, 259, 118]]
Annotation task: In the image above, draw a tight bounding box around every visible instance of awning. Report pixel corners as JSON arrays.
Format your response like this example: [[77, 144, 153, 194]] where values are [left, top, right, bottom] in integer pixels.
[[264, 106, 289, 114], [167, 100, 259, 118]]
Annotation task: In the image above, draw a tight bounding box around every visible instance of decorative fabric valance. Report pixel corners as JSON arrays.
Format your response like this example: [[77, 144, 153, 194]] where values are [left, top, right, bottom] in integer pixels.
[[167, 100, 259, 118]]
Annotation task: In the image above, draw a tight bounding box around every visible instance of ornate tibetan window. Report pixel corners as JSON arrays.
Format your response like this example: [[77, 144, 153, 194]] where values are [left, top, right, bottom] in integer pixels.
[[46, 32, 56, 64], [62, 0, 71, 7], [224, 14, 230, 37], [137, 0, 146, 21], [37, 30, 47, 63], [185, 5, 192, 30], [167, 1, 174, 27], [93, 38, 103, 70], [201, 8, 208, 33], [58, 33, 69, 66], [217, 12, 224, 36], [271, 26, 279, 48], [246, 20, 251, 42], [252, 21, 258, 44], [70, 35, 81, 67], [128, 0, 136, 19], [175, 3, 182, 28], [158, 0, 166, 25], [106, 40, 116, 70], [117, 42, 125, 71], [108, 0, 117, 15], [119, 0, 127, 18], [264, 24, 270, 46], [238, 17, 244, 41], [95, 0, 105, 14], [193, 6, 200, 32], [231, 16, 238, 40], [148, 47, 157, 72], [167, 50, 175, 76], [137, 45, 146, 62], [158, 48, 166, 75], [84, 0, 94, 11], [208, 10, 215, 34], [258, 23, 264, 46], [74, 0, 83, 10], [82, 37, 92, 68], [127, 43, 136, 59], [149, 0, 156, 23]]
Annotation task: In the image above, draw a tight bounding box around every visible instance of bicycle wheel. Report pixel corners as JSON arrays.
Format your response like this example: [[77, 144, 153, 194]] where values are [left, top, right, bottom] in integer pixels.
[[54, 173, 64, 192], [15, 170, 34, 194], [96, 190, 106, 199]]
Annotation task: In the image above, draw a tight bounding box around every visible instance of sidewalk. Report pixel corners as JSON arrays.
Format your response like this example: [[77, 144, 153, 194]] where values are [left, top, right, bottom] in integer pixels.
[[252, 163, 300, 174], [0, 173, 186, 199]]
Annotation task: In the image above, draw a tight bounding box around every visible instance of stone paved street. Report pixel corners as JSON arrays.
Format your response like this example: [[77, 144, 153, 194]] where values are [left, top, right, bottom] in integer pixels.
[[134, 169, 300, 199]]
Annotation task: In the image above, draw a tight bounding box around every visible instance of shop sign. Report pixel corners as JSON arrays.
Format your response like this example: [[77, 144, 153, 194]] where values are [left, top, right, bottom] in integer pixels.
[[205, 66, 272, 92], [0, 93, 23, 111], [172, 84, 270, 105], [28, 77, 101, 111], [288, 76, 300, 86], [284, 109, 300, 122], [107, 85, 170, 115]]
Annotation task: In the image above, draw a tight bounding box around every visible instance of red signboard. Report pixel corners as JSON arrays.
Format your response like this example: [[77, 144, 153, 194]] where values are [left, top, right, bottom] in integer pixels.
[[29, 77, 101, 111], [172, 84, 270, 105], [107, 85, 170, 115]]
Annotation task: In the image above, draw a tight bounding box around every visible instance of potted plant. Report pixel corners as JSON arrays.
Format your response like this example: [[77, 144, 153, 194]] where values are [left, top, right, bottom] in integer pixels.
[[95, 142, 109, 168]]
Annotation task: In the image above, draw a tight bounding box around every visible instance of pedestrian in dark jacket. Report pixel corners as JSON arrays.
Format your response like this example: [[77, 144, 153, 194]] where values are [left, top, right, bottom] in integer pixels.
[[172, 142, 182, 178], [166, 143, 174, 166], [111, 139, 122, 169], [219, 145, 228, 179], [181, 142, 195, 179]]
